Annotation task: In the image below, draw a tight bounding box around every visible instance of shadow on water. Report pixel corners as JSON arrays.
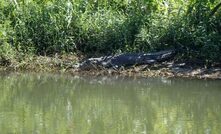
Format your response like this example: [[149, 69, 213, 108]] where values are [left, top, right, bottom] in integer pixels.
[[0, 73, 221, 134]]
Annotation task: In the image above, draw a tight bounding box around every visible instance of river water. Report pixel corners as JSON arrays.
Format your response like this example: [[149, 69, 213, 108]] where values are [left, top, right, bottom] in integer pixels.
[[0, 73, 221, 134]]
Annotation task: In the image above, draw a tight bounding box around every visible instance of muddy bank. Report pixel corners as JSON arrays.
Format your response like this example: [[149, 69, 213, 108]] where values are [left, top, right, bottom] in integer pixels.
[[68, 61, 221, 80], [0, 55, 220, 80]]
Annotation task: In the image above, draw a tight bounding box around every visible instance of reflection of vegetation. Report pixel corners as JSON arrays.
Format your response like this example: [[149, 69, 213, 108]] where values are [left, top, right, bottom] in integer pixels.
[[0, 74, 221, 133]]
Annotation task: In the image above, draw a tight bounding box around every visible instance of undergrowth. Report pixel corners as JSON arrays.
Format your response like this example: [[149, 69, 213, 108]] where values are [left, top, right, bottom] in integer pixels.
[[0, 0, 220, 64]]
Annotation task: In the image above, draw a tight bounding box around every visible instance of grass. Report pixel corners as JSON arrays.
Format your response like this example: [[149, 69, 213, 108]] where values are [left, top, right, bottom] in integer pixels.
[[0, 0, 220, 66]]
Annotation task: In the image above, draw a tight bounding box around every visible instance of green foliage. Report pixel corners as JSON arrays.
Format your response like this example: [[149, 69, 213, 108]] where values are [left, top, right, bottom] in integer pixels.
[[0, 42, 15, 65], [0, 0, 220, 62], [135, 0, 221, 62], [11, 0, 78, 54], [0, 18, 15, 65]]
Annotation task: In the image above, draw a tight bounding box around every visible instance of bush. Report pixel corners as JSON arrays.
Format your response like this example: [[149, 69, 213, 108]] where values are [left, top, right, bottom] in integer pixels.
[[0, 0, 220, 63], [0, 17, 15, 65]]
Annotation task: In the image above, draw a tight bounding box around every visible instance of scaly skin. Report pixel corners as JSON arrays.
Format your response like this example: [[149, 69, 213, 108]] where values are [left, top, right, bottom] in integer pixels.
[[75, 50, 176, 70]]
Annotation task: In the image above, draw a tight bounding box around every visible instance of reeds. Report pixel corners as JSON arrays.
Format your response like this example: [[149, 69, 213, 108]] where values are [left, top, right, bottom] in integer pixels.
[[0, 0, 220, 62]]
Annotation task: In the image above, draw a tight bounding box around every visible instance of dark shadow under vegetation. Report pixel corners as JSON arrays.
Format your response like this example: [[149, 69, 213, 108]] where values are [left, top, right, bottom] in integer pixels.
[[0, 0, 220, 66]]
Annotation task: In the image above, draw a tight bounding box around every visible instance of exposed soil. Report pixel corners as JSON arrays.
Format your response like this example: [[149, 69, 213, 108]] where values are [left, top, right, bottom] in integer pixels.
[[67, 61, 221, 80], [1, 55, 220, 80]]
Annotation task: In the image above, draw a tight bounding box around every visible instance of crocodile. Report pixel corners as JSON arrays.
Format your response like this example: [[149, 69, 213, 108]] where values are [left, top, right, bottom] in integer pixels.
[[74, 49, 176, 70]]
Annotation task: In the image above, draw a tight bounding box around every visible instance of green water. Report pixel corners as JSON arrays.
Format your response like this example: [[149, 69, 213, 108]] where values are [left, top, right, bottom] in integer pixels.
[[0, 73, 221, 134]]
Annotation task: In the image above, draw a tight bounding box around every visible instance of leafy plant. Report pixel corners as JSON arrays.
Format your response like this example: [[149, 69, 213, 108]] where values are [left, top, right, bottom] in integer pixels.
[[0, 0, 220, 63]]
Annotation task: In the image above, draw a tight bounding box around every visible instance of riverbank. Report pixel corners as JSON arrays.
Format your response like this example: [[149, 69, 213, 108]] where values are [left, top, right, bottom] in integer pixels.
[[70, 62, 221, 80], [1, 54, 220, 80], [1, 1, 221, 66]]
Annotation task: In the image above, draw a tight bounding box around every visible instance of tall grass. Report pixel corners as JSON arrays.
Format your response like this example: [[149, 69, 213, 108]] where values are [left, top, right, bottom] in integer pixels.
[[0, 0, 220, 62]]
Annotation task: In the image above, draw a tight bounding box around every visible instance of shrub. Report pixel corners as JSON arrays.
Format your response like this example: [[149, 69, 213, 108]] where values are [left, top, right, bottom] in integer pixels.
[[0, 0, 220, 63]]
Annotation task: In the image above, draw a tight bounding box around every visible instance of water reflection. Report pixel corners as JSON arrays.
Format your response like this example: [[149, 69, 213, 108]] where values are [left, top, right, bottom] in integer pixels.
[[0, 73, 221, 134]]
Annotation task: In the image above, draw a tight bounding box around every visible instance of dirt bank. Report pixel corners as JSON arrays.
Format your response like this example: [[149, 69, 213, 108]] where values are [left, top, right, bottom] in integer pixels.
[[68, 61, 221, 80], [1, 55, 220, 80]]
